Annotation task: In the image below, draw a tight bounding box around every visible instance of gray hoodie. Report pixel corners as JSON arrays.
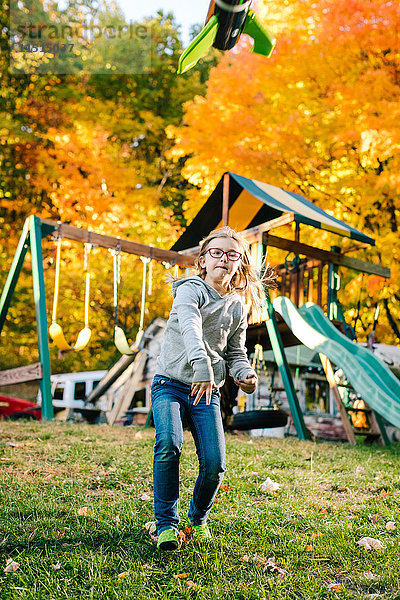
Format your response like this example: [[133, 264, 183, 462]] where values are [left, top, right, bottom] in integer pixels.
[[156, 276, 256, 388]]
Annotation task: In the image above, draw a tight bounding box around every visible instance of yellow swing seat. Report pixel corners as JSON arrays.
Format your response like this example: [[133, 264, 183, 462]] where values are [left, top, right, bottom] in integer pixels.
[[49, 238, 92, 352], [112, 251, 150, 355], [114, 325, 143, 355]]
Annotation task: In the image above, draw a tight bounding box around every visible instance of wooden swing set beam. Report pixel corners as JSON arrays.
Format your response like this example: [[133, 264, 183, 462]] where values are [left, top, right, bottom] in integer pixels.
[[262, 233, 390, 279], [0, 215, 196, 421], [40, 218, 195, 267]]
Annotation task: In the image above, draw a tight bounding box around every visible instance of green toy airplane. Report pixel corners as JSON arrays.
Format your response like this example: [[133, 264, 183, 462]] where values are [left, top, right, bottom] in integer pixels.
[[177, 0, 276, 74]]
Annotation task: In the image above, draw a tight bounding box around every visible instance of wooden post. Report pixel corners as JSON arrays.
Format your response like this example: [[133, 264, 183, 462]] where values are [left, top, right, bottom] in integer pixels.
[[0, 363, 42, 386], [317, 262, 323, 307], [294, 222, 300, 306], [298, 264, 305, 306], [222, 173, 229, 227], [307, 267, 314, 302], [319, 354, 356, 445]]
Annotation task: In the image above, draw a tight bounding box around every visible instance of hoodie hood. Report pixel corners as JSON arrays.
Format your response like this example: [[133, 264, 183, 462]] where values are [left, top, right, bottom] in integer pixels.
[[172, 275, 227, 300]]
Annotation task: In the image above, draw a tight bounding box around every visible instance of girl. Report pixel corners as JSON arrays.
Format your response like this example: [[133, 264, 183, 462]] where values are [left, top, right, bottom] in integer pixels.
[[151, 226, 274, 550]]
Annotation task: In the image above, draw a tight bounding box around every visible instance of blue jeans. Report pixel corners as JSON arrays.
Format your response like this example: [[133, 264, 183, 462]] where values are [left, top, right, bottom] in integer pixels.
[[151, 374, 226, 534]]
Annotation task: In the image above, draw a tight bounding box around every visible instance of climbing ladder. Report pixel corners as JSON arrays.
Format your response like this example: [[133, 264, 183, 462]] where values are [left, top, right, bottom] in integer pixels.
[[320, 355, 390, 446]]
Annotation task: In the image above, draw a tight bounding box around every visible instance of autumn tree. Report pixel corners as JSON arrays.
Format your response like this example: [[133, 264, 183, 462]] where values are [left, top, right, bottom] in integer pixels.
[[167, 0, 400, 344], [0, 0, 215, 373]]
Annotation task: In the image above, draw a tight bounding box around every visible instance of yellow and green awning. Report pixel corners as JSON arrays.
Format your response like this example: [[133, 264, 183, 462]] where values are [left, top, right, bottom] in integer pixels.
[[171, 172, 375, 251]]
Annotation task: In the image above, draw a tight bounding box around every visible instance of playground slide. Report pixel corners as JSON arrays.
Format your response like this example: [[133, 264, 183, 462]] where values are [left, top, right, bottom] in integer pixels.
[[273, 296, 400, 429]]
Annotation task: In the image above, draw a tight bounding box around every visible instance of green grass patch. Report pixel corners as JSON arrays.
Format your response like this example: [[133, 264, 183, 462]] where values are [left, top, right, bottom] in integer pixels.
[[1, 422, 400, 599]]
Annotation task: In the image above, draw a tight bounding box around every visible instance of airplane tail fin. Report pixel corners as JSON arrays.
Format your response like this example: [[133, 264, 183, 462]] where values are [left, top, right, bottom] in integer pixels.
[[242, 10, 276, 57], [177, 16, 219, 74]]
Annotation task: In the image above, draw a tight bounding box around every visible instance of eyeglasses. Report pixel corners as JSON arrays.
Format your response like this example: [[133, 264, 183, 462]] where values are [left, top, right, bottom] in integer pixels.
[[205, 248, 242, 261]]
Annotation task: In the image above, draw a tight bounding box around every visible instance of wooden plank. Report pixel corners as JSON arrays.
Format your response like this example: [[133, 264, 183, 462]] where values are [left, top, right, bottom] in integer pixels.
[[263, 234, 390, 278], [240, 213, 295, 244], [0, 363, 42, 386], [307, 267, 314, 302], [298, 264, 305, 306], [280, 269, 286, 297], [317, 262, 323, 307], [107, 351, 147, 425], [289, 271, 297, 306], [39, 218, 195, 267], [319, 354, 356, 445], [222, 173, 229, 227]]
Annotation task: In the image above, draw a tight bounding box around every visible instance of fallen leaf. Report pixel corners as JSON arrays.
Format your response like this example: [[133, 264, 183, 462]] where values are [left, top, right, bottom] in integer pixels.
[[240, 555, 250, 562], [118, 571, 129, 579], [186, 580, 196, 588], [253, 555, 287, 579], [4, 558, 19, 573], [113, 516, 121, 525], [259, 477, 280, 492], [220, 484, 232, 491], [266, 557, 288, 580], [364, 570, 377, 580], [144, 521, 157, 534], [52, 562, 61, 570], [304, 545, 313, 552], [386, 521, 396, 531], [173, 573, 190, 579], [369, 514, 379, 523], [310, 533, 323, 540], [357, 537, 385, 550], [179, 526, 193, 544], [380, 490, 390, 497], [319, 508, 328, 514], [347, 523, 353, 530], [62, 541, 82, 548], [77, 507, 93, 516], [327, 582, 341, 591], [139, 493, 152, 501]]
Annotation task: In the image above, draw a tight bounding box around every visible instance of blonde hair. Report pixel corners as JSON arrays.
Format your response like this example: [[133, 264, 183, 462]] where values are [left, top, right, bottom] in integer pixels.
[[169, 226, 277, 320]]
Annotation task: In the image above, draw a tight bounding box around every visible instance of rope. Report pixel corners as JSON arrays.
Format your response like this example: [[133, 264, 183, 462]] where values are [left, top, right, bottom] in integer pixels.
[[51, 237, 62, 324]]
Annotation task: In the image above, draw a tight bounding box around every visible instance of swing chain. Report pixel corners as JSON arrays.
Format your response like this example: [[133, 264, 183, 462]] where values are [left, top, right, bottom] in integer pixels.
[[84, 232, 92, 272], [52, 221, 63, 242]]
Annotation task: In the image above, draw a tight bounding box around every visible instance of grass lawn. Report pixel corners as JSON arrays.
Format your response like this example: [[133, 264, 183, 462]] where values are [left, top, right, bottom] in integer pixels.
[[0, 421, 399, 599]]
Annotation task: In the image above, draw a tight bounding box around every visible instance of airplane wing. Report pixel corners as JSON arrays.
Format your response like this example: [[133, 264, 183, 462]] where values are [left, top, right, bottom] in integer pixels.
[[242, 10, 276, 57], [177, 15, 219, 74]]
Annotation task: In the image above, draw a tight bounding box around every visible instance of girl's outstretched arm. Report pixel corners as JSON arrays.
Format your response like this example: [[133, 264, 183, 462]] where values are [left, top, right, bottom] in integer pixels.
[[226, 307, 257, 385], [234, 374, 258, 394]]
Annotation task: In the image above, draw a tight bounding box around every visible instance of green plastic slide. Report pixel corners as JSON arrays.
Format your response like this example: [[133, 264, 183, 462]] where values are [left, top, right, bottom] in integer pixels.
[[273, 296, 400, 428]]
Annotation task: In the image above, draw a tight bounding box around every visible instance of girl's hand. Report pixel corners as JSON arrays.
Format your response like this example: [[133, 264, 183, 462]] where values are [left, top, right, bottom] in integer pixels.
[[191, 381, 216, 406], [234, 375, 258, 394]]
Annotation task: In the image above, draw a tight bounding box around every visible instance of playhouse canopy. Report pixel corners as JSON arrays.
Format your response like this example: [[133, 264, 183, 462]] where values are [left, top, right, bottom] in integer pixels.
[[171, 172, 375, 251]]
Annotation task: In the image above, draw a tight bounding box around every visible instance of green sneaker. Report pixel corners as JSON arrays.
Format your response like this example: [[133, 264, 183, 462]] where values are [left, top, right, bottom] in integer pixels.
[[192, 523, 212, 541], [157, 528, 180, 551]]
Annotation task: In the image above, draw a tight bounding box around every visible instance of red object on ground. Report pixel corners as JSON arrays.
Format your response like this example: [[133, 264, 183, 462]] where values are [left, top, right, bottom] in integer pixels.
[[0, 395, 42, 420]]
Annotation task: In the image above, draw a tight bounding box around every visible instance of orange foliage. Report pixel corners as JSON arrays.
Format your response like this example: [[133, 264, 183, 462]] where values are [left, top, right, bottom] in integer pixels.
[[169, 0, 400, 343]]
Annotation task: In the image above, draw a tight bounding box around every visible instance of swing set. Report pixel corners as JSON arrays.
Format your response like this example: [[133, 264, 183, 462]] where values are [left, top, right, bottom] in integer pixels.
[[0, 215, 193, 420]]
